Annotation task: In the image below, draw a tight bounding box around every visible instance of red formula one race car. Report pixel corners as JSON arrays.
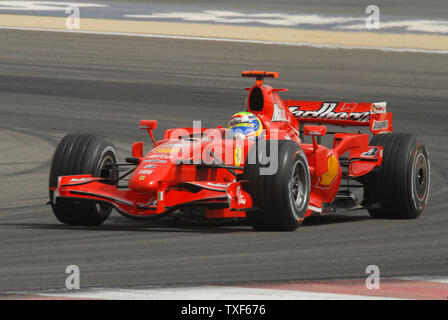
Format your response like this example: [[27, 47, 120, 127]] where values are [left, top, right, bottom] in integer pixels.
[[49, 71, 430, 231]]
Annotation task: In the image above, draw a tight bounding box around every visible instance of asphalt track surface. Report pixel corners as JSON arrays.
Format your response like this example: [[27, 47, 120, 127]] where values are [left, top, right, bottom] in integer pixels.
[[0, 29, 447, 293]]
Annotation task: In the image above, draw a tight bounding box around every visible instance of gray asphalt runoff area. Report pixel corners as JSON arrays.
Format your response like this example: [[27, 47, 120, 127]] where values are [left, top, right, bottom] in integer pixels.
[[0, 29, 447, 292], [93, 0, 448, 20]]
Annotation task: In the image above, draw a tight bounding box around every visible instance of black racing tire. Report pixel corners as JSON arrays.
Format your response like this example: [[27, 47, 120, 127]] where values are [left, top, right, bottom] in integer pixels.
[[242, 140, 311, 231], [49, 133, 118, 226], [363, 133, 430, 219]]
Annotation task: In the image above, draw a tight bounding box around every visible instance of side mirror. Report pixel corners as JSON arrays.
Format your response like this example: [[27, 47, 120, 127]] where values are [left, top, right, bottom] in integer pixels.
[[139, 119, 157, 131], [139, 120, 158, 146], [303, 125, 327, 150], [303, 125, 327, 136]]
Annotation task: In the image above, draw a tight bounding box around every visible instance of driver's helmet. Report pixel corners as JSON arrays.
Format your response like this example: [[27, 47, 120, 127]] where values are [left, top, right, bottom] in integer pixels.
[[227, 111, 263, 139]]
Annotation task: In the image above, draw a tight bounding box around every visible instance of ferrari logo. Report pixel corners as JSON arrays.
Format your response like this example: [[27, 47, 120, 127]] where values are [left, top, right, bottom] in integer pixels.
[[234, 146, 243, 167]]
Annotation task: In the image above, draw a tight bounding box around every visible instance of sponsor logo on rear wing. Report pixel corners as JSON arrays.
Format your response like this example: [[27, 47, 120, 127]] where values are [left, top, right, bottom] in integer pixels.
[[285, 101, 392, 134], [288, 102, 370, 123]]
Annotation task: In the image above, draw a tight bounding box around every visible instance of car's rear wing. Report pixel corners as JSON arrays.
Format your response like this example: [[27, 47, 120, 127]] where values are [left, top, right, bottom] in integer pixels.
[[283, 100, 392, 135]]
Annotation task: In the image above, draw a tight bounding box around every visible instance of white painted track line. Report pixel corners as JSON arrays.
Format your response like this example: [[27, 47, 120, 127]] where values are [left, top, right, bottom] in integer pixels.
[[396, 277, 448, 284], [25, 277, 448, 300], [37, 286, 397, 300]]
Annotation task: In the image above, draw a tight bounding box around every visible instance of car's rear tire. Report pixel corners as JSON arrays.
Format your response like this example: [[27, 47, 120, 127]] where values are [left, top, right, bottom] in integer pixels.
[[49, 133, 118, 226], [363, 133, 430, 219], [242, 140, 311, 231]]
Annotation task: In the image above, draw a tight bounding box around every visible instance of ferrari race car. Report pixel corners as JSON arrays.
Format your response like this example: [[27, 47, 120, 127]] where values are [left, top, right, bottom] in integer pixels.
[[49, 71, 430, 231]]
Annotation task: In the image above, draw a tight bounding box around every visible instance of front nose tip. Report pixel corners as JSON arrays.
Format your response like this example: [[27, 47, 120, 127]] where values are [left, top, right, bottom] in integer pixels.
[[145, 180, 159, 191]]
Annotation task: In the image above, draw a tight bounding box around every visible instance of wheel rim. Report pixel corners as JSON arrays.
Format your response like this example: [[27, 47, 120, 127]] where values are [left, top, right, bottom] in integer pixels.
[[290, 160, 308, 212], [413, 152, 429, 202], [96, 153, 116, 213], [98, 154, 115, 183]]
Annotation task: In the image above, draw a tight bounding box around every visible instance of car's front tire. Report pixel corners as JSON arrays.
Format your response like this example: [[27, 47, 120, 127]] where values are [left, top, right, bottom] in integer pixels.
[[242, 140, 311, 231], [49, 133, 117, 226], [363, 133, 430, 219]]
